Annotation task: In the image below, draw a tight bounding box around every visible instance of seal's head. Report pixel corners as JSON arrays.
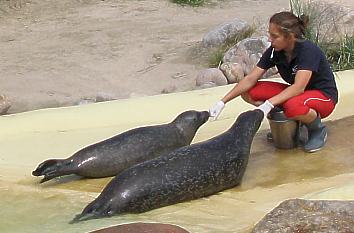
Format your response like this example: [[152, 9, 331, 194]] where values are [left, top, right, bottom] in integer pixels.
[[233, 109, 264, 138], [172, 110, 209, 144]]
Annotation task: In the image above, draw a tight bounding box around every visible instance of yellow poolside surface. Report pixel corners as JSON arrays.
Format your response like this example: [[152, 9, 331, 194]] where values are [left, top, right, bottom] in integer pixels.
[[0, 70, 353, 233]]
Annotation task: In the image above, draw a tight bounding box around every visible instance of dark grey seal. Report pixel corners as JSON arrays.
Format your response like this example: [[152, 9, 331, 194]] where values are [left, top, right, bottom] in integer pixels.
[[32, 110, 210, 183], [71, 109, 264, 223]]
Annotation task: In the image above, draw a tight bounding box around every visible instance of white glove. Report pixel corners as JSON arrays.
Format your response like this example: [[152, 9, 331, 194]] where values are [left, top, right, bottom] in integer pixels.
[[209, 100, 225, 120], [256, 100, 274, 116]]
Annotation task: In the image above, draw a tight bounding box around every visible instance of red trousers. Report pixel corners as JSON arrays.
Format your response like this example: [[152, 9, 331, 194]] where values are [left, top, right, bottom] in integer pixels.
[[248, 81, 336, 118]]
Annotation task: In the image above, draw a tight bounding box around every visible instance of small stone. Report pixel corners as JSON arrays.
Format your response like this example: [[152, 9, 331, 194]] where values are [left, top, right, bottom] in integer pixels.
[[76, 98, 95, 105], [0, 94, 11, 115], [161, 85, 177, 94], [95, 92, 116, 102], [171, 72, 187, 79]]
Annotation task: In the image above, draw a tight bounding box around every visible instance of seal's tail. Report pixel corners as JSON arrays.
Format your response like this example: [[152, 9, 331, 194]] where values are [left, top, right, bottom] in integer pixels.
[[32, 159, 73, 183], [70, 212, 97, 224]]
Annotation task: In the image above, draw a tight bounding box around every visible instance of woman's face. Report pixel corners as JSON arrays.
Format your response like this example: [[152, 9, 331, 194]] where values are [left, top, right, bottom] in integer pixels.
[[268, 23, 295, 52]]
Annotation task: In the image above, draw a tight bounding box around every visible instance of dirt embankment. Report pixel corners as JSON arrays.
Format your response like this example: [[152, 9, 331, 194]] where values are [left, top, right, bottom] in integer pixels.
[[0, 0, 293, 113]]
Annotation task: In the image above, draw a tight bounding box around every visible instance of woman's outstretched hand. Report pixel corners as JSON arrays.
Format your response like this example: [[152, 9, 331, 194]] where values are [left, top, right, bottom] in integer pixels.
[[256, 100, 274, 116], [209, 100, 225, 120]]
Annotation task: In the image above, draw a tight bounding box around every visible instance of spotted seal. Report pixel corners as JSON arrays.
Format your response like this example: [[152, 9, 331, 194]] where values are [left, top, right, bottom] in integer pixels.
[[32, 110, 210, 183], [72, 109, 264, 222]]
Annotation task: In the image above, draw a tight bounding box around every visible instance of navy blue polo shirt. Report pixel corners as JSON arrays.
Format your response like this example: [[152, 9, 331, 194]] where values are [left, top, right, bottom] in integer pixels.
[[257, 40, 338, 103]]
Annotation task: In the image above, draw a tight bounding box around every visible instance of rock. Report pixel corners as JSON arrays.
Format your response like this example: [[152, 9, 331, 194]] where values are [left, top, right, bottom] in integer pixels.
[[223, 36, 269, 62], [95, 92, 116, 102], [0, 94, 11, 115], [195, 68, 228, 88], [171, 72, 187, 79], [219, 62, 244, 83], [202, 18, 250, 48], [161, 85, 177, 94], [223, 36, 277, 80], [76, 98, 96, 105], [90, 222, 190, 233], [252, 199, 354, 233], [76, 92, 116, 105]]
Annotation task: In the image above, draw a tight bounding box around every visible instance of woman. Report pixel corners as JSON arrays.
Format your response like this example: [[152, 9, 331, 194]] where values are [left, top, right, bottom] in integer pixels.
[[209, 11, 338, 153]]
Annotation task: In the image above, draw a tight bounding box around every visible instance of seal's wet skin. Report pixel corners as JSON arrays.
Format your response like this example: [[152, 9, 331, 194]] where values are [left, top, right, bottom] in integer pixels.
[[32, 110, 210, 183], [71, 109, 264, 223]]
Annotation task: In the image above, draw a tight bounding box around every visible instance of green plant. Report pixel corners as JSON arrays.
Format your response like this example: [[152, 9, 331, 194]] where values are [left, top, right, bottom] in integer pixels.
[[208, 48, 224, 68], [208, 26, 256, 68], [290, 0, 354, 71], [326, 34, 354, 71], [171, 0, 205, 7], [290, 0, 338, 44]]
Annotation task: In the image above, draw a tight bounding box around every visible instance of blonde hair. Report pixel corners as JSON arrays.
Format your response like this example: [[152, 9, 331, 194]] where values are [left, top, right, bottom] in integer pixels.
[[270, 11, 309, 39]]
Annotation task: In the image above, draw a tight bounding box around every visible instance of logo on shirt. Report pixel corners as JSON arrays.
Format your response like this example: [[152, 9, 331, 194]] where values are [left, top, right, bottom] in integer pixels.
[[292, 65, 299, 75]]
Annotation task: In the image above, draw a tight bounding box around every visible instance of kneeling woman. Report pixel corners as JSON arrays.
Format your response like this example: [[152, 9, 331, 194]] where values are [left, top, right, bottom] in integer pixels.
[[209, 11, 338, 153]]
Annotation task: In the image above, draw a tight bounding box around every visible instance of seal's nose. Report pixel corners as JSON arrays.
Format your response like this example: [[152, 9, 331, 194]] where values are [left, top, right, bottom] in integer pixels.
[[201, 111, 210, 122]]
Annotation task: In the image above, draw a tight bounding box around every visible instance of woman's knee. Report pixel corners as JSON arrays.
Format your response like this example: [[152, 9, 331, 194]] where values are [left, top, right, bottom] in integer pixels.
[[241, 93, 262, 106], [283, 95, 335, 119], [283, 99, 309, 119], [241, 93, 251, 103]]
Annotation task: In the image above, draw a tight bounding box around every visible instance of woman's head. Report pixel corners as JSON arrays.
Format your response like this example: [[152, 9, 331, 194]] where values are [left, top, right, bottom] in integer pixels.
[[270, 11, 309, 39], [268, 11, 309, 52]]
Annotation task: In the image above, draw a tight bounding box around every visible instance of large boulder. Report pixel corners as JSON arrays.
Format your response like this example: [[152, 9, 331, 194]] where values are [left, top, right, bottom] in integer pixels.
[[202, 18, 250, 48], [195, 68, 228, 88], [221, 36, 277, 82], [219, 62, 244, 83], [252, 199, 354, 232]]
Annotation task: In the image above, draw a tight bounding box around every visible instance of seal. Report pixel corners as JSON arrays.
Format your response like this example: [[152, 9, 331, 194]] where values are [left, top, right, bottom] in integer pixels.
[[32, 110, 210, 183], [71, 109, 264, 222]]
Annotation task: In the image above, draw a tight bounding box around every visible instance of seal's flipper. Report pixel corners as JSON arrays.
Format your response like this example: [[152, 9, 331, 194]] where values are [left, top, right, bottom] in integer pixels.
[[40, 173, 60, 183]]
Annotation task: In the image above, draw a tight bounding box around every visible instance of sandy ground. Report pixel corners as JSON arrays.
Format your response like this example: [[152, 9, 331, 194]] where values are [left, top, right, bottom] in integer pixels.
[[0, 0, 352, 115], [0, 0, 293, 113]]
